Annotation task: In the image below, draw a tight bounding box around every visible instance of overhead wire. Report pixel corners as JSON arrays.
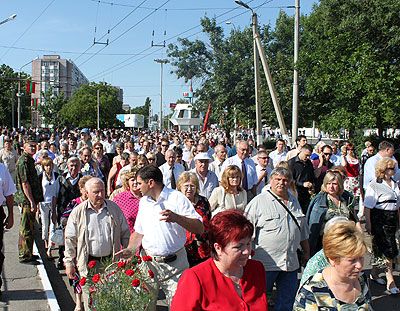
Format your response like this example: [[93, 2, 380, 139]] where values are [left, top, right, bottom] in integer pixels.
[[88, 0, 264, 80], [0, 0, 57, 64], [73, 0, 150, 63], [76, 0, 171, 68]]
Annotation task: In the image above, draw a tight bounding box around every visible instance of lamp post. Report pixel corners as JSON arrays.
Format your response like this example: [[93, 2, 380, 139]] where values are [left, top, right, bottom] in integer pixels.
[[16, 59, 35, 129], [0, 14, 16, 26], [235, 0, 288, 142], [154, 58, 169, 130], [292, 0, 300, 145]]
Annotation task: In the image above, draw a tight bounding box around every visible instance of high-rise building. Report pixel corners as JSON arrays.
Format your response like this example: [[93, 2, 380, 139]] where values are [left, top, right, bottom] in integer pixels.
[[31, 55, 89, 102]]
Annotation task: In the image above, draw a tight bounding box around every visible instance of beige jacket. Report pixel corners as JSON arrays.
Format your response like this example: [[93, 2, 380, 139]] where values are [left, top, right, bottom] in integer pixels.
[[64, 199, 130, 277]]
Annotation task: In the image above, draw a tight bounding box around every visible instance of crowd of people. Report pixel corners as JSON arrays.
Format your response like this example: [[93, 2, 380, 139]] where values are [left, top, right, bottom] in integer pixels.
[[0, 126, 398, 310]]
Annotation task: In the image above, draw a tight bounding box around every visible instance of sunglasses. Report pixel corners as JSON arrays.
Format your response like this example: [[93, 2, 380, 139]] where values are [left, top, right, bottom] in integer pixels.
[[161, 145, 169, 147], [323, 153, 332, 156]]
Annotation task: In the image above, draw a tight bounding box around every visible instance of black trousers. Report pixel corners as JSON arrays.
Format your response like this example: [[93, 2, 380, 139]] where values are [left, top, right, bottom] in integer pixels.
[[0, 208, 5, 287]]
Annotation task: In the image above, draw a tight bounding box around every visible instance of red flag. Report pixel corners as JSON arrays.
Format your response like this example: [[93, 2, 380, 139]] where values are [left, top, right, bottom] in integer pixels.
[[202, 103, 212, 132], [26, 80, 35, 94]]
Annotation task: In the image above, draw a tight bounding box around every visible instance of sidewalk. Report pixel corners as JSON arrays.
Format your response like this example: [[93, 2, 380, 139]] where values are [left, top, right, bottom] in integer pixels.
[[1, 206, 49, 311]]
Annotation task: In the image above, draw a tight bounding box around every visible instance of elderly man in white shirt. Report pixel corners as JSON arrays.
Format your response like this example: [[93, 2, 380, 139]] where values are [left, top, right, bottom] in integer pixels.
[[209, 144, 227, 178], [221, 140, 258, 202], [190, 152, 219, 199], [255, 150, 273, 194], [121, 165, 203, 309], [159, 149, 185, 189]]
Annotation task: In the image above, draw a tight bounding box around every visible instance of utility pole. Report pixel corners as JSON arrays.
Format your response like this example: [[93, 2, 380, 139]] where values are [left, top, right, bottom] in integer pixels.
[[97, 89, 100, 129], [252, 13, 262, 146], [235, 1, 288, 139], [154, 58, 169, 130], [292, 0, 300, 145]]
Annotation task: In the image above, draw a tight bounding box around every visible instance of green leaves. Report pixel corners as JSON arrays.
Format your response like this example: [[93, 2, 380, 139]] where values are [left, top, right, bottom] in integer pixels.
[[60, 82, 123, 128]]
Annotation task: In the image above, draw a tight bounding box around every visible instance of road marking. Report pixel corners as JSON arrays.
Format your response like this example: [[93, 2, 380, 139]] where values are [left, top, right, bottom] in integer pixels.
[[33, 243, 61, 311]]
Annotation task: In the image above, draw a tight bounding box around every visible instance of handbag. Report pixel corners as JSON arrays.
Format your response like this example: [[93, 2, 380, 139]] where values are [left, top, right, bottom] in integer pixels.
[[50, 226, 64, 245]]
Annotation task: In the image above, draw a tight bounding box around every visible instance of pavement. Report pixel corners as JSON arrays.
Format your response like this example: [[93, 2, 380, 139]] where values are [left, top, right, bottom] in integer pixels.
[[1, 206, 399, 311]]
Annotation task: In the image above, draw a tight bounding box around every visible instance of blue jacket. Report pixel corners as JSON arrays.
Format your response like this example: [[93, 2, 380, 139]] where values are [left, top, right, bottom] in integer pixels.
[[306, 191, 354, 256]]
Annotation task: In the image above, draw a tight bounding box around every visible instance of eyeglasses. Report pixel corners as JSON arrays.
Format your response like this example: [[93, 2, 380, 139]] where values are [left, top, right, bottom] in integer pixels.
[[189, 141, 195, 144], [387, 167, 395, 170], [323, 153, 332, 156], [183, 184, 196, 190], [161, 145, 169, 147], [148, 158, 155, 161], [258, 156, 269, 159], [94, 147, 102, 150]]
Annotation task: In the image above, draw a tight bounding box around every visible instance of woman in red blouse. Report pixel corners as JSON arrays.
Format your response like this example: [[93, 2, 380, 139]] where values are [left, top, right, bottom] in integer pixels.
[[171, 210, 268, 311]]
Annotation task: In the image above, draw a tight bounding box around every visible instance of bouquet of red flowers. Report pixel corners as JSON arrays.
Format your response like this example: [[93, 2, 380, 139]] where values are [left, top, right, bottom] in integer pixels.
[[82, 255, 156, 311]]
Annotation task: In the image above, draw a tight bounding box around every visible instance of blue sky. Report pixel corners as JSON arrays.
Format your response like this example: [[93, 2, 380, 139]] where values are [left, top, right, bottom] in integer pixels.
[[0, 0, 318, 117]]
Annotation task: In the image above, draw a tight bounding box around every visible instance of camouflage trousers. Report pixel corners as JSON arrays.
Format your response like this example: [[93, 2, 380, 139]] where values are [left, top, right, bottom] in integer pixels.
[[18, 205, 35, 261]]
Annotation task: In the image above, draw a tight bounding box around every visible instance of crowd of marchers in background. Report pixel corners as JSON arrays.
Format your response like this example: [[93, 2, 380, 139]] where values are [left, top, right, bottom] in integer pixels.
[[0, 126, 399, 310]]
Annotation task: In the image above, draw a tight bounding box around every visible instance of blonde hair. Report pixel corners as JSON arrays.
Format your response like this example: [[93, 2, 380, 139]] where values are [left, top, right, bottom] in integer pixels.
[[321, 171, 344, 195], [78, 175, 92, 189], [323, 221, 367, 262], [122, 171, 136, 189], [375, 157, 396, 179], [176, 172, 199, 195], [220, 165, 243, 193]]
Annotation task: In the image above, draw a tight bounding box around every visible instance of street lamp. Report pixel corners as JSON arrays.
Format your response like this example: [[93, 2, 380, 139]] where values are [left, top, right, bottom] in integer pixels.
[[16, 59, 36, 129], [235, 0, 288, 144], [0, 14, 17, 26], [154, 58, 169, 131]]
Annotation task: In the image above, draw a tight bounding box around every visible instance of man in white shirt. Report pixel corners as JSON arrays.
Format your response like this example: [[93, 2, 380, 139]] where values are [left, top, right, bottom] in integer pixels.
[[269, 139, 287, 167], [159, 150, 185, 189], [221, 140, 258, 202], [191, 152, 219, 199], [209, 144, 227, 177], [182, 137, 195, 163], [255, 150, 273, 194], [122, 166, 203, 308]]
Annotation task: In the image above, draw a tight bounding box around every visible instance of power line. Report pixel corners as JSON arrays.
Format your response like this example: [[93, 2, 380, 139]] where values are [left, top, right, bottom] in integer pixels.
[[74, 0, 150, 63], [88, 0, 287, 11], [76, 0, 171, 68], [0, 45, 152, 56], [0, 0, 57, 63], [88, 0, 262, 80]]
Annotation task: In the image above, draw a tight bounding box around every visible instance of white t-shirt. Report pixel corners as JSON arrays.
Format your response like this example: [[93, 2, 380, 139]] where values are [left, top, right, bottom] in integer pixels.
[[364, 179, 400, 211], [134, 187, 202, 256]]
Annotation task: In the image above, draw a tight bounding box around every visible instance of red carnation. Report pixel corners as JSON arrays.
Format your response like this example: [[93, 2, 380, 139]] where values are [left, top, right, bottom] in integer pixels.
[[131, 279, 140, 287], [92, 273, 101, 283], [148, 270, 155, 278], [136, 256, 142, 264], [88, 260, 97, 269], [142, 255, 152, 262], [125, 269, 135, 276], [117, 261, 126, 268], [79, 277, 87, 286], [89, 286, 96, 294]]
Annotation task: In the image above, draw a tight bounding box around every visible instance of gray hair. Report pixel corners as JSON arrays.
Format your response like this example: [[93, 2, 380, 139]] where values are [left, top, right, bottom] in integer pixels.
[[85, 177, 105, 191], [270, 167, 293, 182], [67, 156, 80, 165]]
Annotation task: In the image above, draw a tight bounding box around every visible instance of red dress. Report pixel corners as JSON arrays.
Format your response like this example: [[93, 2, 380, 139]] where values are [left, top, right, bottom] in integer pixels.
[[171, 258, 268, 311]]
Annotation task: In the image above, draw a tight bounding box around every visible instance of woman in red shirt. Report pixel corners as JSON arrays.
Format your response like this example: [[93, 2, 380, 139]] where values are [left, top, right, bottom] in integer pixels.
[[171, 210, 268, 311]]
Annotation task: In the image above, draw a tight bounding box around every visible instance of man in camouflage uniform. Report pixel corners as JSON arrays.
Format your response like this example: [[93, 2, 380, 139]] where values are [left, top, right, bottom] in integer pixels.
[[16, 138, 43, 264]]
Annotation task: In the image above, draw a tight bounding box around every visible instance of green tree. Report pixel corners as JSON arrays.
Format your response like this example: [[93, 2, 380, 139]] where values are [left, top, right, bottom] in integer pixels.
[[131, 97, 151, 127], [39, 87, 68, 127], [61, 82, 123, 128], [0, 65, 31, 127], [299, 0, 400, 136]]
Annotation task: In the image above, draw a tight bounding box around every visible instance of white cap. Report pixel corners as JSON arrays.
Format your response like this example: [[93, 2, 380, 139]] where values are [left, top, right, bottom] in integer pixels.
[[194, 152, 212, 162]]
